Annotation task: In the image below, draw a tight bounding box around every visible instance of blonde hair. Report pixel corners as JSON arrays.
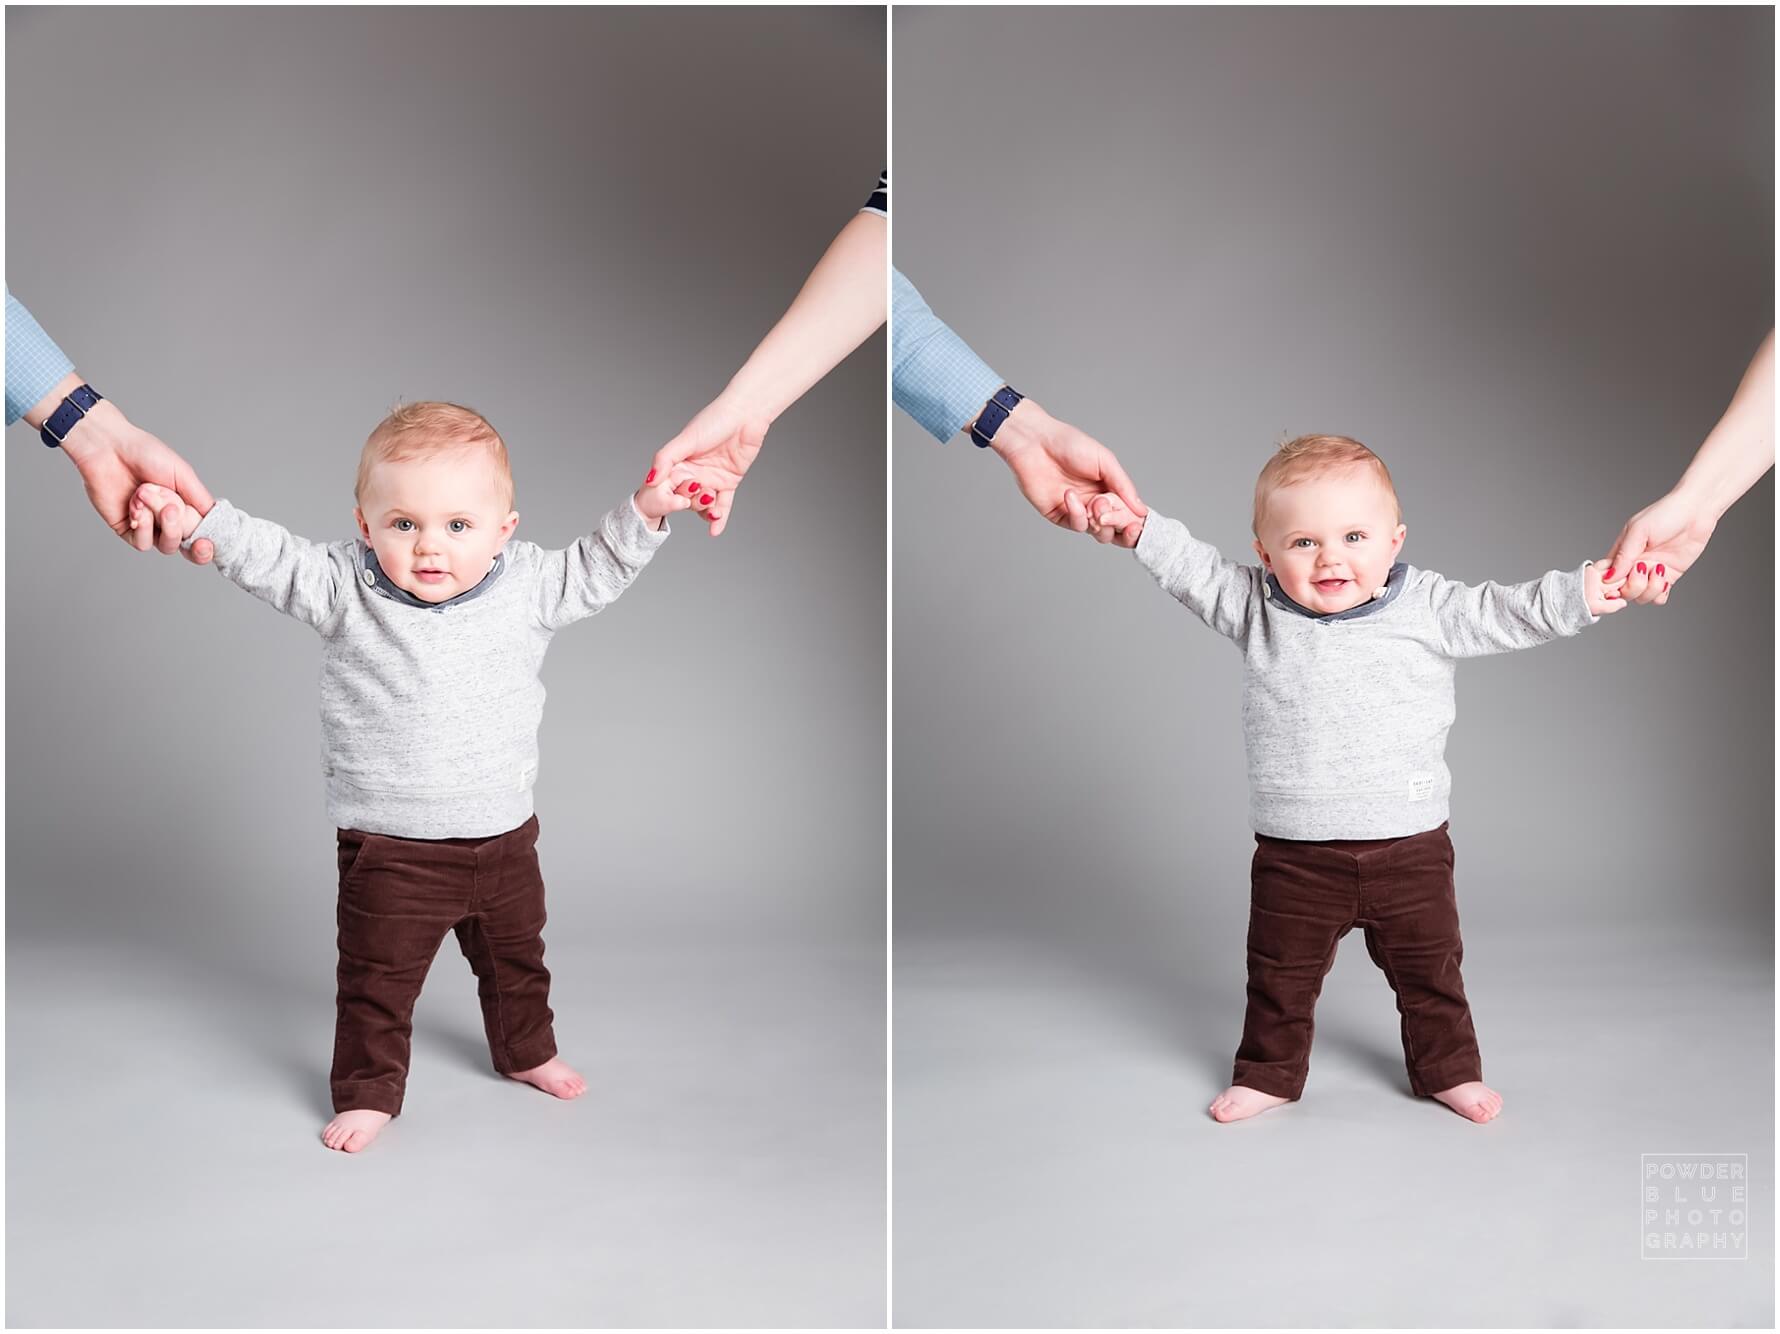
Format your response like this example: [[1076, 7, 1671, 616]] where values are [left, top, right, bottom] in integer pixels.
[[1253, 433, 1400, 534], [356, 401, 514, 509]]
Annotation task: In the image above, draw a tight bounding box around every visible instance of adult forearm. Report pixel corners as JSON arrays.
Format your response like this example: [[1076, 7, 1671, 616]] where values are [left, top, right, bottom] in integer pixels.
[[721, 211, 887, 424], [1672, 329, 1774, 519], [28, 370, 133, 471]]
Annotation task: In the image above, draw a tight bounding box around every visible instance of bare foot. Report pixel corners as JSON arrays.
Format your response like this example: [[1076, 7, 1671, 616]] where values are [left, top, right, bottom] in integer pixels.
[[321, 1108, 391, 1153], [1432, 1080, 1502, 1123], [1208, 1084, 1290, 1123], [508, 1056, 587, 1099]]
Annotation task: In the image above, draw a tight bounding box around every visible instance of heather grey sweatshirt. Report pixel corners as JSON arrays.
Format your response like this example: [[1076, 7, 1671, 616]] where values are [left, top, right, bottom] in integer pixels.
[[186, 495, 669, 839], [1132, 511, 1598, 840]]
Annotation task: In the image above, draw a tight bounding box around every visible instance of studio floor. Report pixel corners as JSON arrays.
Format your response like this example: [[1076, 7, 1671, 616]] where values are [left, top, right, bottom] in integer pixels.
[[7, 929, 886, 1328], [893, 915, 1773, 1328]]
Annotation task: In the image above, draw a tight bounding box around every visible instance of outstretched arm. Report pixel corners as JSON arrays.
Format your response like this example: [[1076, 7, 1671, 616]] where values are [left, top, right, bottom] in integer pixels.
[[136, 482, 346, 632], [649, 209, 887, 537], [892, 269, 1148, 534], [1125, 509, 1260, 644], [1605, 329, 1774, 604], [533, 493, 675, 633], [9, 292, 216, 564], [1427, 561, 1622, 658]]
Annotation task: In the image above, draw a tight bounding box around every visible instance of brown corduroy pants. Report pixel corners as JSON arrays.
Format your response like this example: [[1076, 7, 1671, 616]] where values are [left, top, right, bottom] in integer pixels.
[[1232, 820, 1483, 1101], [331, 814, 556, 1116]]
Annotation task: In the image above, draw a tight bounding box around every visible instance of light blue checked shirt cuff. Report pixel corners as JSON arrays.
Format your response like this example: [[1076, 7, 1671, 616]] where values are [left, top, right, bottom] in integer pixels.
[[892, 268, 1003, 444], [6, 291, 76, 426]]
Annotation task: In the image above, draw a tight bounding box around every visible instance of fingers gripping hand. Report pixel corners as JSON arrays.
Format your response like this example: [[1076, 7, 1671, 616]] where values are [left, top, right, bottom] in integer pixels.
[[634, 469, 697, 527], [664, 473, 724, 532], [129, 482, 209, 560], [1085, 493, 1146, 547], [648, 402, 767, 538], [1607, 554, 1675, 607], [1585, 560, 1629, 617]]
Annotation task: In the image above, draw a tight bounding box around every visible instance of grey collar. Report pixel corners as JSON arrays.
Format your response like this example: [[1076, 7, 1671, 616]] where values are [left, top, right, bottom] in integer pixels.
[[356, 543, 507, 613], [1265, 561, 1409, 623]]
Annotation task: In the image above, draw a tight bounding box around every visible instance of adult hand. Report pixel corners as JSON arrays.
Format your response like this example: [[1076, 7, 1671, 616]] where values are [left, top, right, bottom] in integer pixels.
[[647, 392, 768, 539], [28, 374, 215, 564], [1600, 489, 1716, 606], [1603, 329, 1773, 605], [985, 398, 1147, 539], [1076, 492, 1148, 549], [648, 210, 886, 538]]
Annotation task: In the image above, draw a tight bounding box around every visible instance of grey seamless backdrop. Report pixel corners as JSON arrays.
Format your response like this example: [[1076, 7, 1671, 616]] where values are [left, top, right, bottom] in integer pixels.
[[8, 7, 883, 1328], [893, 7, 1772, 1328]]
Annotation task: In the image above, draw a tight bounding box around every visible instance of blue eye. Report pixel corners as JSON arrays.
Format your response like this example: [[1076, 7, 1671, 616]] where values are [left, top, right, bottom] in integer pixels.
[[1346, 532, 1365, 543], [393, 518, 414, 532], [449, 519, 470, 534], [1292, 538, 1314, 548]]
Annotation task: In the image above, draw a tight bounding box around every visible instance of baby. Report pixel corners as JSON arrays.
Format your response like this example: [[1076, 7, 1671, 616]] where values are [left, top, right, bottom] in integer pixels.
[[1085, 435, 1629, 1123], [133, 401, 706, 1153]]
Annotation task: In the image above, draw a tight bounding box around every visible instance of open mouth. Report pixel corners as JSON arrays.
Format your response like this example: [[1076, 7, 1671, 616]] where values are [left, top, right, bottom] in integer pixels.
[[415, 570, 450, 583], [1313, 579, 1350, 592]]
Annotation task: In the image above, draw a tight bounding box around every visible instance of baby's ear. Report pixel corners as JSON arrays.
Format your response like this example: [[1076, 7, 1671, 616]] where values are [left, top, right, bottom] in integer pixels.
[[502, 510, 520, 540], [1251, 539, 1272, 569], [353, 507, 370, 541]]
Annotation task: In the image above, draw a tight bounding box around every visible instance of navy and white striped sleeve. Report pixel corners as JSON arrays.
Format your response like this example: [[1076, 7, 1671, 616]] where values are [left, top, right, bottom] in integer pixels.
[[861, 169, 887, 217]]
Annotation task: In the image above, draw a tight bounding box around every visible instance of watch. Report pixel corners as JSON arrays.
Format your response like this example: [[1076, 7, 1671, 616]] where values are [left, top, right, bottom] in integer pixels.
[[968, 385, 1024, 449], [39, 383, 104, 449]]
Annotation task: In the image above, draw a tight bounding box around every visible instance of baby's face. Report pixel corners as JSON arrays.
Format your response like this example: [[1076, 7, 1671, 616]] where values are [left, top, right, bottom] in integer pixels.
[[1253, 466, 1406, 614], [355, 448, 519, 603]]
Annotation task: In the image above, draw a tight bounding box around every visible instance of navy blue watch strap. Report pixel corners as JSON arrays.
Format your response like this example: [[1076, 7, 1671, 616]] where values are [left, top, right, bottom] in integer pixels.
[[968, 385, 1024, 448], [40, 384, 103, 449]]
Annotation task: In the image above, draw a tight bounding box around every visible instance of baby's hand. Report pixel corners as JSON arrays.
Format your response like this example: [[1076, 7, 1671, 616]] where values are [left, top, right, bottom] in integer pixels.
[[633, 468, 700, 530], [129, 482, 207, 551], [1073, 491, 1146, 547], [1585, 559, 1628, 617]]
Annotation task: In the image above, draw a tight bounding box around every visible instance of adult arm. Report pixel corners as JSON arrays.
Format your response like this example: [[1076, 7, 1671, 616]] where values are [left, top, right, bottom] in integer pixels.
[[891, 268, 1147, 541], [649, 207, 888, 536], [1605, 329, 1774, 604], [8, 289, 216, 564]]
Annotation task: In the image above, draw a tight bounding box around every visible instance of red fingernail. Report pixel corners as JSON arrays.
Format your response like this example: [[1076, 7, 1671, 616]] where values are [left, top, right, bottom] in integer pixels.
[[684, 482, 698, 494], [700, 494, 713, 505], [1603, 567, 1615, 579], [1636, 563, 1646, 575], [1654, 564, 1664, 577], [645, 468, 657, 484]]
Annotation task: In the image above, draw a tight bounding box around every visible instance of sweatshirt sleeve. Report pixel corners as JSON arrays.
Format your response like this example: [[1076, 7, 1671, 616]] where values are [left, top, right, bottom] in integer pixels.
[[183, 499, 353, 633], [532, 494, 670, 632], [1422, 563, 1599, 658], [1131, 511, 1264, 646]]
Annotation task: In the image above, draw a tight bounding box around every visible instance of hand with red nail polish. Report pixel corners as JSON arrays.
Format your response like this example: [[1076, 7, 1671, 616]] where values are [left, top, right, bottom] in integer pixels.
[[1601, 329, 1773, 606], [646, 210, 887, 537]]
